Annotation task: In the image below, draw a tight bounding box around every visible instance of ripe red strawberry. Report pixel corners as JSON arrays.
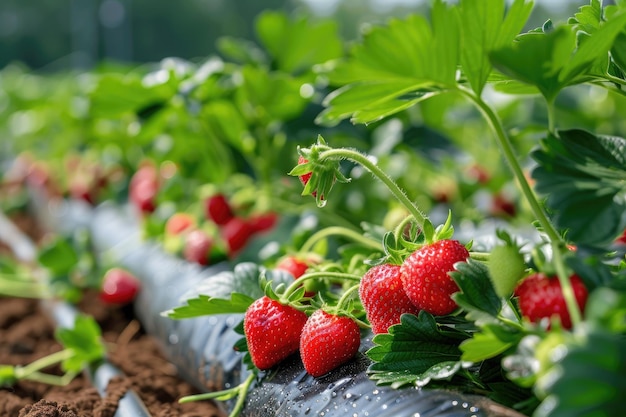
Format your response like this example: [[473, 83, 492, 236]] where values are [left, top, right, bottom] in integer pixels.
[[244, 296, 308, 370], [300, 309, 361, 377], [221, 217, 254, 256], [359, 264, 421, 334], [100, 268, 141, 305], [205, 193, 234, 225], [515, 273, 588, 329], [616, 228, 626, 245], [400, 239, 469, 316]]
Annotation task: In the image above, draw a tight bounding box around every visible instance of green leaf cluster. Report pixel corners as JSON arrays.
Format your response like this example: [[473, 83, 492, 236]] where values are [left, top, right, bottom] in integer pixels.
[[531, 129, 626, 247]]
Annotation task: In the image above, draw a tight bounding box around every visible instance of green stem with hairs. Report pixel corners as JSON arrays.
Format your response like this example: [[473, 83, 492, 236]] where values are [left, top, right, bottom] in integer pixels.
[[282, 271, 361, 301], [460, 88, 562, 245], [317, 148, 433, 241], [460, 87, 582, 328], [299, 226, 382, 254], [179, 371, 256, 417], [551, 242, 583, 328]]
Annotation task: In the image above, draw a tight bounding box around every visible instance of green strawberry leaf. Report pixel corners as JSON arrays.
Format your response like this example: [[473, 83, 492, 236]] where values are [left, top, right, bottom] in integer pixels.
[[460, 323, 523, 363], [255, 11, 343, 75], [317, 0, 458, 126], [490, 26, 576, 102], [490, 7, 626, 101], [534, 326, 626, 417], [531, 129, 626, 247], [366, 312, 469, 388], [55, 315, 106, 373], [450, 258, 504, 323], [458, 0, 533, 95], [164, 292, 255, 319], [37, 236, 79, 276]]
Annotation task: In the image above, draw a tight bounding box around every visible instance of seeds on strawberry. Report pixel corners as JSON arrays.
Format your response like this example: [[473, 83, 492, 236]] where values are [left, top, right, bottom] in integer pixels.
[[400, 239, 469, 316], [244, 296, 308, 370], [359, 263, 421, 334], [515, 273, 588, 329], [300, 310, 361, 377]]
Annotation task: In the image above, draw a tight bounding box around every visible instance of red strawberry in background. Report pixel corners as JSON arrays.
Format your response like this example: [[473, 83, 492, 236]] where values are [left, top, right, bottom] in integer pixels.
[[221, 217, 254, 257], [300, 309, 361, 377], [205, 193, 234, 226], [244, 296, 308, 370], [165, 212, 196, 236], [100, 268, 141, 305], [400, 239, 469, 316], [183, 229, 213, 265], [129, 164, 159, 214], [276, 255, 322, 297], [276, 256, 310, 279], [248, 212, 278, 234], [515, 273, 588, 329], [359, 263, 421, 334]]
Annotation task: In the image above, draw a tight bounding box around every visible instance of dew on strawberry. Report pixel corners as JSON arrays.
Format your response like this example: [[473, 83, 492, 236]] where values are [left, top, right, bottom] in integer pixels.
[[243, 296, 308, 370], [400, 239, 469, 316], [299, 309, 361, 377], [359, 263, 421, 334]]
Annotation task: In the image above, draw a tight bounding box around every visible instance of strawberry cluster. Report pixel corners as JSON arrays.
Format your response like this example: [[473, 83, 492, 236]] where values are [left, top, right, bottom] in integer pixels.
[[127, 163, 278, 265]]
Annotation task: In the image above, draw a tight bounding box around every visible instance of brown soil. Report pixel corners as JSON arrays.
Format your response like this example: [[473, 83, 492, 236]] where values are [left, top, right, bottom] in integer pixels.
[[0, 291, 226, 417]]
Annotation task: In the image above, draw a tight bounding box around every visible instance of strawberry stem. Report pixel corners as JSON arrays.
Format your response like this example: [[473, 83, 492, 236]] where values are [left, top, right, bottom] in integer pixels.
[[179, 371, 256, 417], [551, 242, 582, 328], [12, 349, 77, 386], [281, 271, 361, 302], [317, 148, 433, 242], [459, 88, 562, 245], [299, 226, 382, 254], [335, 284, 359, 312], [0, 276, 51, 299]]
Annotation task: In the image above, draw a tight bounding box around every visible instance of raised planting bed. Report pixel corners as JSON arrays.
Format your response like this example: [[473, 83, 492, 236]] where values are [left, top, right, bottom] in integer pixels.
[[30, 197, 526, 417]]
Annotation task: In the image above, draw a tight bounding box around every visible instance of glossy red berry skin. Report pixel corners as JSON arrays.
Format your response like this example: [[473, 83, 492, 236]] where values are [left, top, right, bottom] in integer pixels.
[[100, 268, 141, 305], [400, 239, 469, 316], [244, 296, 308, 370], [359, 264, 421, 334], [515, 273, 588, 329], [300, 310, 361, 377], [205, 193, 234, 226]]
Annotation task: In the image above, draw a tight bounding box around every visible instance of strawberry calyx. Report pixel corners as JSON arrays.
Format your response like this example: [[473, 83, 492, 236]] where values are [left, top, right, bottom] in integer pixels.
[[288, 135, 351, 207]]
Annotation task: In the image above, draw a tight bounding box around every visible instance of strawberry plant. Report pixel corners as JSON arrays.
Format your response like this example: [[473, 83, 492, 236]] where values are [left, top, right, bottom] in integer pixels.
[[0, 314, 105, 388]]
